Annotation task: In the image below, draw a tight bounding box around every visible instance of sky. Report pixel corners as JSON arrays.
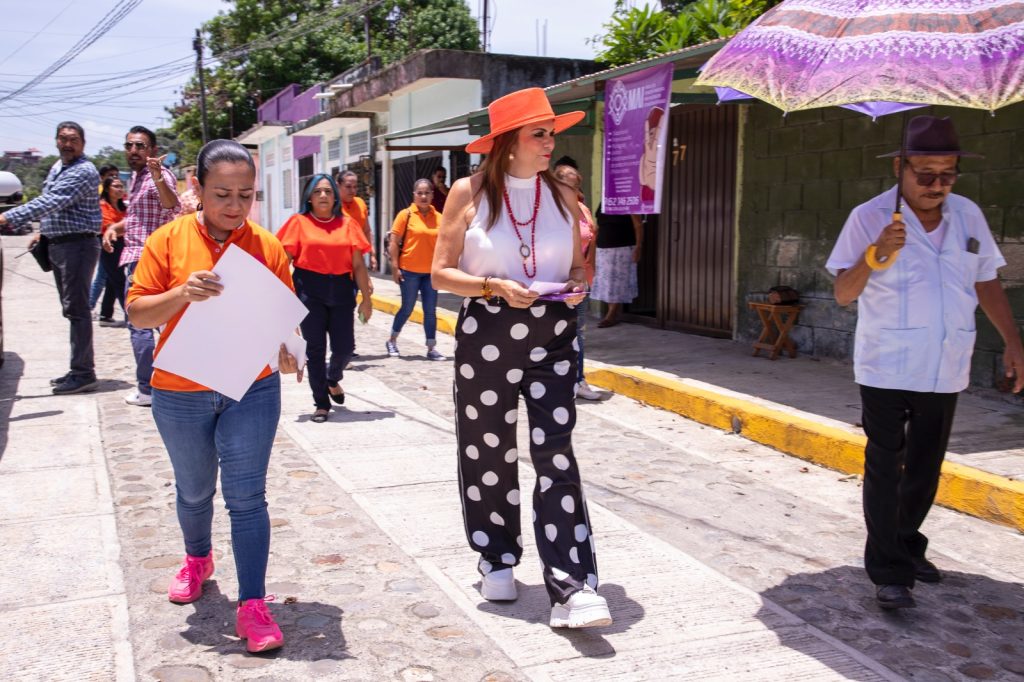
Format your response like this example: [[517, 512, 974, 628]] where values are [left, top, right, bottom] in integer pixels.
[[0, 0, 624, 157]]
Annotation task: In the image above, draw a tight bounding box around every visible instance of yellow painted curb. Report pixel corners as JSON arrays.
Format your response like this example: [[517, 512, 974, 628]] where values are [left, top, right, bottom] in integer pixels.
[[585, 366, 1024, 533], [368, 293, 1024, 532], [369, 293, 458, 336]]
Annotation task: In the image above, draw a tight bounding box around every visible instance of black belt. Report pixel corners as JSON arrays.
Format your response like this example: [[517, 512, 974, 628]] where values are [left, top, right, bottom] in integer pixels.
[[47, 232, 99, 245]]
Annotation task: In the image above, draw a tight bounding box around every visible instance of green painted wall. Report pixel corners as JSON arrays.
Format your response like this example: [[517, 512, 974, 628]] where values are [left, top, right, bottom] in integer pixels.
[[736, 102, 1024, 387]]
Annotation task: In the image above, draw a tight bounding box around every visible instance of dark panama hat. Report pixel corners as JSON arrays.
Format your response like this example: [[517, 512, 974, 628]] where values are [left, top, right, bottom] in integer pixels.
[[878, 115, 983, 158]]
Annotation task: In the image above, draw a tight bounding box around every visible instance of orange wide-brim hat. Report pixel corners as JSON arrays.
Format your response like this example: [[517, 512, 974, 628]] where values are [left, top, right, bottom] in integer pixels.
[[466, 87, 585, 154]]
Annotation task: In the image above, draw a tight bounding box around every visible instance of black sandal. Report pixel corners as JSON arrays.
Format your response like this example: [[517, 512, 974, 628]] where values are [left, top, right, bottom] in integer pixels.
[[311, 409, 329, 423], [327, 381, 345, 405]]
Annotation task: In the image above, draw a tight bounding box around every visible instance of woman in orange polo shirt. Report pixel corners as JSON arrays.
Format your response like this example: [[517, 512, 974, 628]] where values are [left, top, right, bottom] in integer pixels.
[[127, 140, 301, 653], [386, 178, 443, 360], [96, 176, 127, 324], [277, 174, 374, 422]]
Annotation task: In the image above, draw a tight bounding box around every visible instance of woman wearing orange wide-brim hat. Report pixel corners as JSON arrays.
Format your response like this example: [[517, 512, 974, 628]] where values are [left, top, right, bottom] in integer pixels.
[[431, 87, 612, 629]]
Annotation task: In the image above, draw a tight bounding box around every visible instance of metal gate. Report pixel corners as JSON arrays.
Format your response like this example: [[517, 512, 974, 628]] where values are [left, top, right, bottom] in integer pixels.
[[658, 104, 738, 337]]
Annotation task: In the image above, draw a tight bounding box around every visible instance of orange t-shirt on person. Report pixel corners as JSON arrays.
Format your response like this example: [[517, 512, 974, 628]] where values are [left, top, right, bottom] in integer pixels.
[[126, 213, 294, 393], [391, 204, 441, 274], [341, 196, 368, 231], [100, 200, 125, 231], [275, 212, 370, 275]]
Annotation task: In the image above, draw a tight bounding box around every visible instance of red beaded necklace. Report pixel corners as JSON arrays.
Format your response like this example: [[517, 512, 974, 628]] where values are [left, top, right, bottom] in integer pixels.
[[501, 174, 541, 279]]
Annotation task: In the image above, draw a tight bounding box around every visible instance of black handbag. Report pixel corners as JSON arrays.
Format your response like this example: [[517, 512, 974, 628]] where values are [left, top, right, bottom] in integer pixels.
[[29, 235, 51, 272]]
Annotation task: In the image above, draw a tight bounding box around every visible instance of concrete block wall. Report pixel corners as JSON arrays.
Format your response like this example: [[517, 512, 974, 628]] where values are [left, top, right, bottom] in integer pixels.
[[736, 102, 1024, 387]]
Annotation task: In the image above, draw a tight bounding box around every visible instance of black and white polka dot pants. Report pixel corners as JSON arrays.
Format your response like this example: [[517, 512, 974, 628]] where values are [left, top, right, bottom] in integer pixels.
[[453, 297, 598, 606]]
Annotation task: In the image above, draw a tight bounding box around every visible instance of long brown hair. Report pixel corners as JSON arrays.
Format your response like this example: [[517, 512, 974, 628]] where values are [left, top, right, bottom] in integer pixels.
[[476, 129, 570, 230]]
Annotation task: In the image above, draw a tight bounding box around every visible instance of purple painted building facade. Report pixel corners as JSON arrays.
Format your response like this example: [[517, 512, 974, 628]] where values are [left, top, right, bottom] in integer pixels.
[[257, 83, 323, 159]]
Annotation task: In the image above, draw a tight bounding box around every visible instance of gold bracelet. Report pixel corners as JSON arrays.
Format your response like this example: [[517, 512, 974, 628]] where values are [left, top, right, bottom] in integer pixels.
[[481, 276, 494, 301], [865, 244, 897, 271]]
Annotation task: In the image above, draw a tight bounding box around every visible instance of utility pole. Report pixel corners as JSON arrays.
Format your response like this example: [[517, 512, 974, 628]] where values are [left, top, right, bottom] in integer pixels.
[[482, 0, 489, 52], [364, 14, 372, 58], [193, 29, 209, 144]]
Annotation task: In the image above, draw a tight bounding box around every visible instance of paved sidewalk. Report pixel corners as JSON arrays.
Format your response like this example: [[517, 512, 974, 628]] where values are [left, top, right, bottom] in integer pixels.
[[3, 238, 1023, 680], [369, 275, 1024, 530]]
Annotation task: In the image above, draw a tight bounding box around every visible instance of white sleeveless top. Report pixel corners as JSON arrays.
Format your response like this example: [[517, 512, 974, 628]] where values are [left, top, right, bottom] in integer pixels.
[[459, 174, 573, 287]]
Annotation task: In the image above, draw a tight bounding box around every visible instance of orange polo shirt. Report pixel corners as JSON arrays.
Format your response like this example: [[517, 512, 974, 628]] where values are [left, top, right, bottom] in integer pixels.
[[127, 213, 294, 392], [101, 200, 125, 231], [275, 212, 370, 275], [341, 196, 368, 230], [391, 204, 441, 274]]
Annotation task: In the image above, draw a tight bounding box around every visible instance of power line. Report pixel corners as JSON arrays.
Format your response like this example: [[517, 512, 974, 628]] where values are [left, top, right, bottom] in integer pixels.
[[1, 0, 384, 106], [0, 0, 390, 146], [0, 0, 143, 105], [0, 0, 77, 69]]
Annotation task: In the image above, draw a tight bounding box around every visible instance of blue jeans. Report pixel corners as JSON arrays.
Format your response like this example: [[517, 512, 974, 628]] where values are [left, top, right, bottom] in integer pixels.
[[124, 261, 155, 394], [88, 260, 106, 310], [151, 373, 281, 601], [392, 270, 438, 343], [576, 301, 587, 384]]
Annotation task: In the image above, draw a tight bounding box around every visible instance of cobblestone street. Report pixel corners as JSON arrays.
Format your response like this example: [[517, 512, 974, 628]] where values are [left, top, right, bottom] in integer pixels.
[[2, 236, 1024, 681]]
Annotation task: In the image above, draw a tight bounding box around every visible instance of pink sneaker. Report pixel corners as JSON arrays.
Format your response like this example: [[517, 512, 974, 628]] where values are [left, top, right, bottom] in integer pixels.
[[236, 596, 284, 653], [167, 552, 214, 604]]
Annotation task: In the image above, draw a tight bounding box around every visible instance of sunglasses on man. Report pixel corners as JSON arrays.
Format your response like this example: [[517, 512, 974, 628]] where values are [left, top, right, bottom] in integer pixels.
[[905, 165, 958, 187], [124, 141, 151, 151]]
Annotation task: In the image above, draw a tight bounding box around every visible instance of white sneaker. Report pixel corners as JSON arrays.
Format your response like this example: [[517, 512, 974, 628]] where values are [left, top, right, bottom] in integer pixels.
[[480, 568, 517, 601], [549, 586, 612, 628], [576, 381, 601, 400], [124, 390, 152, 407]]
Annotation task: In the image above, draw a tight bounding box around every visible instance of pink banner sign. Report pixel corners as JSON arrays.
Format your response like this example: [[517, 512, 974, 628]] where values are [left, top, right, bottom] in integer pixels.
[[602, 62, 673, 214]]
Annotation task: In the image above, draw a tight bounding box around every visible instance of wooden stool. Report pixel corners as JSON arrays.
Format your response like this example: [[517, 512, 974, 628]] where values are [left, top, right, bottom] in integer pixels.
[[748, 302, 804, 360]]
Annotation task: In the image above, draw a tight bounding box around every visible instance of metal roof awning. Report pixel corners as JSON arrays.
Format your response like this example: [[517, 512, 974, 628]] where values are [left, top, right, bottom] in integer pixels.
[[543, 39, 727, 103], [380, 40, 726, 151], [235, 121, 290, 145], [289, 110, 373, 136]]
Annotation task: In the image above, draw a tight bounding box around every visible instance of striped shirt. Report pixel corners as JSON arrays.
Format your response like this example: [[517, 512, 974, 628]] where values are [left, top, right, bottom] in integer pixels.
[[120, 166, 179, 266], [3, 157, 101, 237]]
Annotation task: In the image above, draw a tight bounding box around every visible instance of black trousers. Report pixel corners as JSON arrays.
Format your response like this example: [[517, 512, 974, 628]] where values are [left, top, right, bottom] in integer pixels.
[[99, 238, 126, 318], [294, 268, 355, 410], [454, 298, 598, 605], [859, 384, 958, 586], [49, 237, 100, 377]]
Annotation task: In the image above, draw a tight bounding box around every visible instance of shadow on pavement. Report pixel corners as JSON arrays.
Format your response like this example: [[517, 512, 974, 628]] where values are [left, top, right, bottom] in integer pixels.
[[294, 409, 395, 424], [8, 409, 62, 422], [0, 352, 24, 460], [13, 377, 133, 402], [179, 581, 351, 662], [476, 581, 642, 659], [757, 564, 1024, 680]]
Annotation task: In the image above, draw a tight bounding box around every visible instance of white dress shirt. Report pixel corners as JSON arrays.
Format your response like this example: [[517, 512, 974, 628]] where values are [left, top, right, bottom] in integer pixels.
[[826, 186, 1005, 393]]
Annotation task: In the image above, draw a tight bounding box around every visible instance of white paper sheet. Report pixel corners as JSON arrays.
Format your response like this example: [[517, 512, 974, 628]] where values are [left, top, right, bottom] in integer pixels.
[[269, 334, 307, 372], [528, 281, 567, 296], [153, 244, 309, 401]]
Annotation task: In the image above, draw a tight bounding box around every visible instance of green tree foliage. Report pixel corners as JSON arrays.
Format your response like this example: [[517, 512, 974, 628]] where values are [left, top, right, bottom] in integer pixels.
[[592, 0, 782, 66], [169, 0, 479, 164]]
